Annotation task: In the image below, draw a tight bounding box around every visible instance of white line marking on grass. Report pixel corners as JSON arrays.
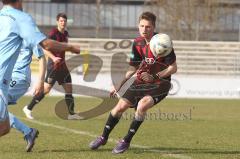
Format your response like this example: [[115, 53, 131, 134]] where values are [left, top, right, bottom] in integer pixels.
[[20, 117, 191, 159]]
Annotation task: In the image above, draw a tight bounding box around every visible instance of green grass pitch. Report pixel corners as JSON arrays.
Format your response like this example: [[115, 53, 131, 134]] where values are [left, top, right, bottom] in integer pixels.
[[1, 96, 240, 159]]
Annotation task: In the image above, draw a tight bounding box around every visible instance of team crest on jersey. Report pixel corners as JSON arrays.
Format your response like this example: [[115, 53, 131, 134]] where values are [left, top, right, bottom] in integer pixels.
[[145, 57, 155, 64]]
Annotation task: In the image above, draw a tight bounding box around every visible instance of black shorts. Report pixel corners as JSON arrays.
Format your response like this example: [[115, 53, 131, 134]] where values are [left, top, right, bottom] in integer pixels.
[[45, 67, 72, 85], [122, 80, 171, 108]]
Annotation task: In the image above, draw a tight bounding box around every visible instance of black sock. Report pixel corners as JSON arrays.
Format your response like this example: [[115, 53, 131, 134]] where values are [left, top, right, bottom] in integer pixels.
[[102, 113, 120, 140], [27, 92, 45, 110], [123, 118, 143, 143], [65, 94, 75, 115]]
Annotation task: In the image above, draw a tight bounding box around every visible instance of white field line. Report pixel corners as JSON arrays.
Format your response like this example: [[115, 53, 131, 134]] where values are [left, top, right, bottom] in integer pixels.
[[19, 117, 191, 159]]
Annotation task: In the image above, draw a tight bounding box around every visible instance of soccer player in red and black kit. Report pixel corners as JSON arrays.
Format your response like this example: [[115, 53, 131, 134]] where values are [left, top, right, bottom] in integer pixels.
[[23, 13, 80, 120], [89, 12, 177, 154]]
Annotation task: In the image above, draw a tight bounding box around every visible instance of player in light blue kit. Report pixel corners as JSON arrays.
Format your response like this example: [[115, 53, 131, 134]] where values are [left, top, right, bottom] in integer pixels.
[[9, 42, 46, 106], [7, 42, 46, 152], [0, 0, 80, 141], [0, 0, 46, 139], [8, 41, 61, 152]]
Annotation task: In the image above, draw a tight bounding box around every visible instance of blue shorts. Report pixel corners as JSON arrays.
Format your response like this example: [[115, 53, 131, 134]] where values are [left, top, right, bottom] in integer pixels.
[[8, 79, 30, 105], [0, 89, 9, 122]]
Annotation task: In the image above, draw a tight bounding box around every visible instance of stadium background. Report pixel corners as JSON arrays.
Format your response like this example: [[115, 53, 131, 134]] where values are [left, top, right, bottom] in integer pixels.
[[2, 0, 239, 98]]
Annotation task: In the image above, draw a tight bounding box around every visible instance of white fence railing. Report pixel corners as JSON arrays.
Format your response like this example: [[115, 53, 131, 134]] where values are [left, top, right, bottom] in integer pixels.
[[29, 38, 240, 98], [31, 38, 240, 76]]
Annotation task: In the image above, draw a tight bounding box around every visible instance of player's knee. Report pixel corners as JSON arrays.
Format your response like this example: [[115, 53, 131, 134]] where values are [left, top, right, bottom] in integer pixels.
[[137, 96, 154, 113], [112, 100, 130, 116], [0, 119, 10, 137], [112, 106, 125, 115], [0, 128, 10, 137], [44, 87, 51, 94], [138, 96, 154, 107], [44, 84, 52, 94]]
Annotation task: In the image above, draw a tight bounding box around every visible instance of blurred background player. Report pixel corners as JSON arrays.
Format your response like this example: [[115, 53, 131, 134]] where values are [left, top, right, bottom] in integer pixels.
[[23, 13, 80, 120], [89, 12, 177, 154], [0, 0, 80, 137]]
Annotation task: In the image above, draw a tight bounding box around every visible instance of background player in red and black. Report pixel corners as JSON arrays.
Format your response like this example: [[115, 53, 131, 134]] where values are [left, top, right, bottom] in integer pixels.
[[89, 12, 177, 154], [23, 13, 80, 120]]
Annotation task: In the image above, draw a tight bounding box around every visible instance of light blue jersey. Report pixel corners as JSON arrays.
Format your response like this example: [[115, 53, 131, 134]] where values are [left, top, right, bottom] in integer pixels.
[[8, 41, 44, 105], [0, 6, 46, 91], [0, 6, 46, 120], [12, 41, 44, 84]]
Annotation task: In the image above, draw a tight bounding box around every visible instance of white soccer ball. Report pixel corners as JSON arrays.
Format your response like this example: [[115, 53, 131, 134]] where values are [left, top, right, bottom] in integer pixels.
[[149, 33, 173, 57]]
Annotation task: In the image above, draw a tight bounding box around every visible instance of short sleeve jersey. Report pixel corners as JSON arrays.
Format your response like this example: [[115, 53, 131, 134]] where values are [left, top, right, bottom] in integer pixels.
[[12, 40, 44, 83], [0, 6, 46, 90], [47, 28, 69, 70], [129, 35, 176, 82]]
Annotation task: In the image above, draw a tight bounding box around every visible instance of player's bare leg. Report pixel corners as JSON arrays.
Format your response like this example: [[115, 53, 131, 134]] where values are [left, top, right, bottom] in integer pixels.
[[112, 95, 154, 154], [0, 98, 10, 137], [0, 118, 10, 137], [89, 99, 132, 150]]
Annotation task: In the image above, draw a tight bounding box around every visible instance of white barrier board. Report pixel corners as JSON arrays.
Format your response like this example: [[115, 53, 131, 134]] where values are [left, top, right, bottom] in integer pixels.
[[27, 74, 240, 99]]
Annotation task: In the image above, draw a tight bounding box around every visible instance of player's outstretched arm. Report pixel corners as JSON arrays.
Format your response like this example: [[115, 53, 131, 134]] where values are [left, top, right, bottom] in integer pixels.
[[156, 61, 177, 78], [33, 56, 46, 97], [40, 39, 80, 54]]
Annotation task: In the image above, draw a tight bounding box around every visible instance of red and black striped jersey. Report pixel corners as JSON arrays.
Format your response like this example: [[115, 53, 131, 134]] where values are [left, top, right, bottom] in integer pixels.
[[47, 28, 69, 70], [130, 35, 176, 82]]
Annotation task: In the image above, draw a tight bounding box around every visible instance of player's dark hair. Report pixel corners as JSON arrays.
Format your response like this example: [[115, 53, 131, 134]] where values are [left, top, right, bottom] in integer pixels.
[[139, 12, 156, 27], [2, 0, 18, 4], [56, 13, 67, 21]]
